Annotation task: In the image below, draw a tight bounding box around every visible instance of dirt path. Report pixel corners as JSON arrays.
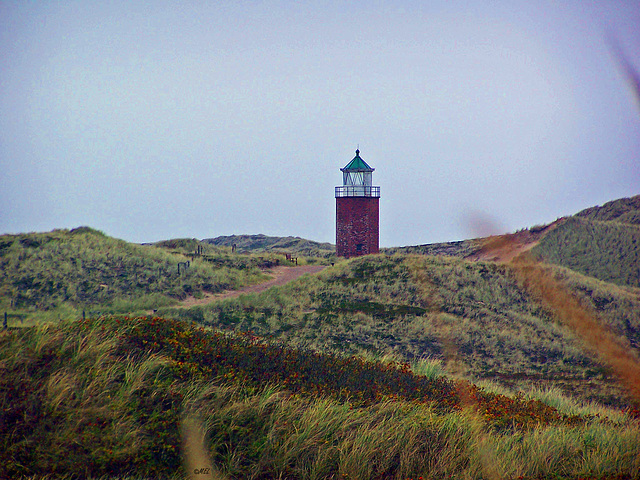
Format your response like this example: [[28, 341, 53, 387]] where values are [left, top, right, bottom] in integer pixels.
[[469, 236, 542, 263], [175, 265, 326, 309], [465, 218, 564, 263]]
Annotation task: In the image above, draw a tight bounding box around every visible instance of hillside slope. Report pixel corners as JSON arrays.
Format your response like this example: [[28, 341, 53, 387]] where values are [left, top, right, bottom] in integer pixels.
[[204, 234, 334, 257], [164, 254, 640, 407], [574, 194, 640, 225], [387, 195, 640, 289], [3, 196, 639, 405], [383, 238, 482, 257], [2, 198, 640, 478], [531, 216, 640, 288], [0, 228, 269, 318], [2, 316, 638, 480], [530, 195, 640, 288]]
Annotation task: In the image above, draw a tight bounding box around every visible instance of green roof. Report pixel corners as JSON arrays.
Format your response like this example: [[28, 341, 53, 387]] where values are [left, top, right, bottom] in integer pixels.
[[341, 149, 374, 172]]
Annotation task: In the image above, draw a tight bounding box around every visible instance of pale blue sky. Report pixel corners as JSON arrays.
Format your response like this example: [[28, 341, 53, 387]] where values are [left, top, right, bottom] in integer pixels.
[[1, 1, 639, 246]]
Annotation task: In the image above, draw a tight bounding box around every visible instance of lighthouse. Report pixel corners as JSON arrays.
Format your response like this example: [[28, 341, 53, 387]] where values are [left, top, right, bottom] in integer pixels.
[[335, 149, 380, 258]]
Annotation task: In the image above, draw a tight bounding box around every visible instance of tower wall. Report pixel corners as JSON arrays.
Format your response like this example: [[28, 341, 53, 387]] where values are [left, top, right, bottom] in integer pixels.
[[336, 196, 379, 258]]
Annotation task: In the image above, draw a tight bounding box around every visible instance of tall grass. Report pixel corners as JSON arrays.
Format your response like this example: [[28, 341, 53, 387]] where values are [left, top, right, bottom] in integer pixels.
[[411, 357, 446, 379], [507, 254, 640, 406], [0, 319, 181, 478], [524, 386, 629, 423], [177, 382, 640, 480], [531, 216, 640, 288], [2, 316, 639, 479], [165, 253, 638, 407], [0, 228, 270, 319]]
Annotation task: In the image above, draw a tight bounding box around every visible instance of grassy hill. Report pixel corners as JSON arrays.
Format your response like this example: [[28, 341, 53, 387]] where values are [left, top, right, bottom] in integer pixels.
[[383, 238, 482, 257], [2, 316, 638, 479], [2, 195, 640, 478], [574, 195, 640, 225], [531, 217, 640, 288], [163, 253, 640, 408], [204, 234, 335, 257], [530, 196, 640, 289], [388, 195, 640, 290], [0, 228, 273, 321]]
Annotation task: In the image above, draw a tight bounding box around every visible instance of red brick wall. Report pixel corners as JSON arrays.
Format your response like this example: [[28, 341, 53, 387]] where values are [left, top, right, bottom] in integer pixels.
[[336, 197, 379, 258]]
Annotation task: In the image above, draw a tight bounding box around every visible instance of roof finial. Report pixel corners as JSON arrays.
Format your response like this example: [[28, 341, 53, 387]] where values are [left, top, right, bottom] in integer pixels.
[[356, 146, 360, 156]]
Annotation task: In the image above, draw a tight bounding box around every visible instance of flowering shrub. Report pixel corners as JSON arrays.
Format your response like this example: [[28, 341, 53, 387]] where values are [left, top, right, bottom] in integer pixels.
[[76, 316, 590, 430]]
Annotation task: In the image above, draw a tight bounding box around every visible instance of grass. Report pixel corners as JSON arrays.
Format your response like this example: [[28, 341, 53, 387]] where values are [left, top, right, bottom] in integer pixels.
[[574, 195, 640, 225], [1, 316, 639, 479], [531, 216, 640, 288], [202, 234, 335, 258], [2, 195, 640, 478], [0, 228, 273, 320], [163, 253, 640, 408], [383, 238, 483, 257], [524, 386, 629, 423]]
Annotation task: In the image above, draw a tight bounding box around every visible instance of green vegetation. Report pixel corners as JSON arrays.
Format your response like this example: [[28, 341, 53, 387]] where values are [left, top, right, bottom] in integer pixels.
[[2, 195, 640, 478], [531, 217, 640, 288], [204, 233, 335, 258], [155, 237, 308, 270], [574, 195, 640, 225], [528, 195, 640, 288], [383, 238, 482, 257], [163, 254, 640, 407], [0, 228, 270, 320], [2, 316, 638, 479]]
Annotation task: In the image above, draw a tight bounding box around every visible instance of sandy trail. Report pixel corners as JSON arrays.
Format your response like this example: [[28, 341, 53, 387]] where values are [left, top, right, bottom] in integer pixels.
[[174, 265, 326, 309], [469, 237, 541, 263], [465, 218, 564, 263]]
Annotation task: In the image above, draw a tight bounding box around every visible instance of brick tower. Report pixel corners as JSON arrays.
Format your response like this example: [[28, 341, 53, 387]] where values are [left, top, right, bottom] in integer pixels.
[[335, 149, 380, 258]]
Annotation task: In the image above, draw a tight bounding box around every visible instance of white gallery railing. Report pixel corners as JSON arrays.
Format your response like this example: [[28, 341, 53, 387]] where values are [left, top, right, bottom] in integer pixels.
[[335, 186, 380, 198]]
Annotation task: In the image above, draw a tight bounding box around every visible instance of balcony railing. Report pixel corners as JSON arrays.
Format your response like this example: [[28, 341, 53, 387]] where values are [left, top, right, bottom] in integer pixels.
[[335, 186, 380, 198]]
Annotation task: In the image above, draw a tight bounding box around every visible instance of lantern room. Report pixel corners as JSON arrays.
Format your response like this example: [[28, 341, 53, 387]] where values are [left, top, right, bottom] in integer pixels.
[[335, 149, 380, 198]]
